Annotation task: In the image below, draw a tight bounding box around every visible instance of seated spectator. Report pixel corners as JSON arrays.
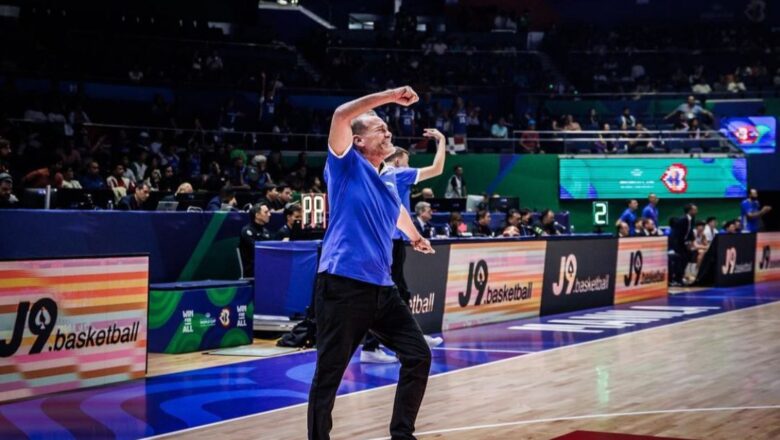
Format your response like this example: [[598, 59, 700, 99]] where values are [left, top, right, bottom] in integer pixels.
[[448, 212, 467, 237], [239, 202, 273, 277], [666, 95, 713, 122], [519, 120, 540, 154], [471, 210, 493, 237], [594, 123, 616, 153], [502, 225, 520, 237], [723, 220, 738, 234], [275, 204, 303, 241], [616, 221, 630, 238], [81, 161, 107, 190], [692, 79, 712, 94], [228, 157, 251, 190], [61, 167, 82, 189], [704, 217, 718, 242], [490, 117, 509, 139], [518, 208, 535, 236], [22, 158, 64, 189], [207, 186, 237, 211], [561, 114, 582, 131], [618, 107, 637, 130], [413, 201, 435, 239], [633, 218, 644, 236], [532, 209, 560, 237], [0, 173, 19, 209], [725, 73, 746, 93], [117, 182, 151, 211], [642, 218, 662, 236], [107, 163, 134, 191], [504, 209, 521, 231], [421, 188, 435, 200]]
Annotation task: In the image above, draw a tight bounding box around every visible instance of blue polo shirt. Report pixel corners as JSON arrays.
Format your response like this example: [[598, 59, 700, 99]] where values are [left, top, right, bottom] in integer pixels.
[[741, 198, 760, 232], [319, 145, 401, 286], [453, 109, 468, 135], [642, 204, 658, 224], [619, 208, 637, 235], [383, 166, 420, 240]]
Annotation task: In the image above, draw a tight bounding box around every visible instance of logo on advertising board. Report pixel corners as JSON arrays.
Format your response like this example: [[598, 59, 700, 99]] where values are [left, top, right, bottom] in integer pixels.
[[660, 163, 688, 194], [443, 241, 545, 331], [714, 233, 755, 286], [755, 232, 780, 283], [541, 238, 617, 316], [0, 256, 149, 403], [615, 237, 668, 304], [403, 243, 450, 334]]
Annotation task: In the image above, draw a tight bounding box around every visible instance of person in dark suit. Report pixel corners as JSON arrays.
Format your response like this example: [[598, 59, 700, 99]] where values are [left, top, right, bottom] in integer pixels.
[[413, 201, 435, 238], [669, 203, 697, 286]]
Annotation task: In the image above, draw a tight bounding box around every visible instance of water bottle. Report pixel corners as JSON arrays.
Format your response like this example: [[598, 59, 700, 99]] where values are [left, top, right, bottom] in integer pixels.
[[570, 225, 575, 235], [107, 200, 114, 210]]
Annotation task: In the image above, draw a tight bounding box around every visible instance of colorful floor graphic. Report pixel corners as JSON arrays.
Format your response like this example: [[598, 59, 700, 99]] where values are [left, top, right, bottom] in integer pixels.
[[1, 282, 778, 439]]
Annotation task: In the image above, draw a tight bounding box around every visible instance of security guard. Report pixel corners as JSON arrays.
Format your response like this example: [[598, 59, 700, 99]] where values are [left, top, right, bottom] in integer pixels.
[[239, 202, 273, 277]]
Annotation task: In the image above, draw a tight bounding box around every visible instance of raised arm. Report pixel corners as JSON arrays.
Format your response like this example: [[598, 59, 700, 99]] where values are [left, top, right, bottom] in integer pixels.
[[418, 128, 447, 181], [329, 87, 419, 156], [396, 205, 434, 254]]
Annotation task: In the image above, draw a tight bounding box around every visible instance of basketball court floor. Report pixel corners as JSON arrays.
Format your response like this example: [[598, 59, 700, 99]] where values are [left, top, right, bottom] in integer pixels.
[[1, 281, 778, 439]]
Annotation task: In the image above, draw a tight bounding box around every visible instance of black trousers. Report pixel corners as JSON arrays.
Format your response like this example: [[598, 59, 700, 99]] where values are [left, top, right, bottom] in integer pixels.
[[308, 273, 430, 440], [365, 239, 410, 351]]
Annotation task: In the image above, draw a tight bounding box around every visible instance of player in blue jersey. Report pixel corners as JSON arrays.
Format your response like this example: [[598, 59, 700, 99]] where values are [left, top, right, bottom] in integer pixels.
[[308, 87, 435, 440], [361, 128, 447, 363]]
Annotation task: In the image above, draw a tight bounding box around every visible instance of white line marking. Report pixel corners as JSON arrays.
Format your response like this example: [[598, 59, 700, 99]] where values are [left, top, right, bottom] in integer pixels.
[[141, 300, 780, 440], [431, 347, 532, 354], [366, 405, 780, 440]]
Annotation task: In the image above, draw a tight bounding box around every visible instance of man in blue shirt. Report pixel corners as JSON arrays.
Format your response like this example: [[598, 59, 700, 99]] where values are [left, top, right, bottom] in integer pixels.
[[642, 193, 659, 225], [361, 129, 447, 363], [741, 188, 772, 233], [309, 87, 435, 440], [619, 199, 639, 236]]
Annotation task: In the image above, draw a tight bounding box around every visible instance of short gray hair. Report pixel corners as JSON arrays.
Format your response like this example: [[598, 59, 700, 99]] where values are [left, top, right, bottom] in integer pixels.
[[415, 201, 431, 216]]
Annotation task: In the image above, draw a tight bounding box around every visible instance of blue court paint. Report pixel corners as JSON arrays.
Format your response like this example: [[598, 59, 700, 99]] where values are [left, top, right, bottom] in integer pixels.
[[0, 282, 778, 439]]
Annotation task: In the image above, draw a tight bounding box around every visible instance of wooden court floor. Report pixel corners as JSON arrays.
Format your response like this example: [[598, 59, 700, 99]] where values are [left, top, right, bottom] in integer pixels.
[[161, 300, 780, 440]]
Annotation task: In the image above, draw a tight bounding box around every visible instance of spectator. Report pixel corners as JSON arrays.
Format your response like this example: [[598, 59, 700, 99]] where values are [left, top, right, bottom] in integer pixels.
[[275, 204, 303, 241], [667, 95, 713, 122], [421, 188, 435, 200], [445, 165, 466, 198], [159, 165, 179, 193], [633, 218, 644, 236], [704, 216, 718, 242], [448, 212, 467, 237], [741, 188, 772, 232], [723, 220, 739, 234], [504, 209, 521, 231], [586, 109, 601, 130], [502, 225, 520, 237], [518, 208, 534, 236], [239, 202, 273, 277], [81, 161, 107, 190], [413, 201, 435, 239], [161, 182, 193, 202], [725, 73, 746, 93], [562, 114, 582, 131], [249, 154, 273, 190], [692, 78, 712, 94], [616, 221, 630, 238], [22, 158, 64, 189], [0, 173, 19, 209], [274, 183, 294, 211], [532, 209, 559, 236], [61, 167, 82, 189], [618, 107, 637, 130], [206, 50, 224, 72], [228, 156, 250, 190], [106, 163, 134, 191], [117, 182, 151, 211], [594, 122, 616, 153], [519, 119, 540, 153], [471, 209, 493, 237], [130, 150, 149, 183], [642, 218, 662, 236], [642, 193, 659, 224], [207, 186, 237, 211], [490, 117, 509, 139], [618, 200, 639, 235]]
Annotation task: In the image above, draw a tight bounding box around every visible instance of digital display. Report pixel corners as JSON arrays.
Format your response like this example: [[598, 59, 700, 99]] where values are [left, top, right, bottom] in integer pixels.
[[719, 116, 776, 154], [559, 158, 747, 199]]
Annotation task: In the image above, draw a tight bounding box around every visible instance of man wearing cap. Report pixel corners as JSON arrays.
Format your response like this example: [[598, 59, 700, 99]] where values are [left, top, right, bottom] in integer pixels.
[[0, 173, 19, 209]]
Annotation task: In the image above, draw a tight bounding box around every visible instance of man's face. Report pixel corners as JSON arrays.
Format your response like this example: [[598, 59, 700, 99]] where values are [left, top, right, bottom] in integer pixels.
[[165, 167, 174, 178], [88, 163, 100, 176], [480, 212, 491, 225], [395, 153, 409, 168], [687, 96, 695, 106], [708, 220, 717, 228], [645, 219, 656, 231], [421, 189, 434, 199], [0, 181, 12, 200], [268, 187, 279, 199], [287, 210, 302, 226], [649, 194, 658, 205], [629, 200, 638, 211], [543, 212, 554, 224], [354, 116, 393, 162], [690, 205, 698, 217], [420, 207, 432, 222], [280, 188, 293, 203], [750, 189, 758, 200], [455, 167, 463, 177], [136, 186, 151, 202], [508, 213, 521, 226], [255, 205, 271, 225], [114, 165, 124, 177]]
